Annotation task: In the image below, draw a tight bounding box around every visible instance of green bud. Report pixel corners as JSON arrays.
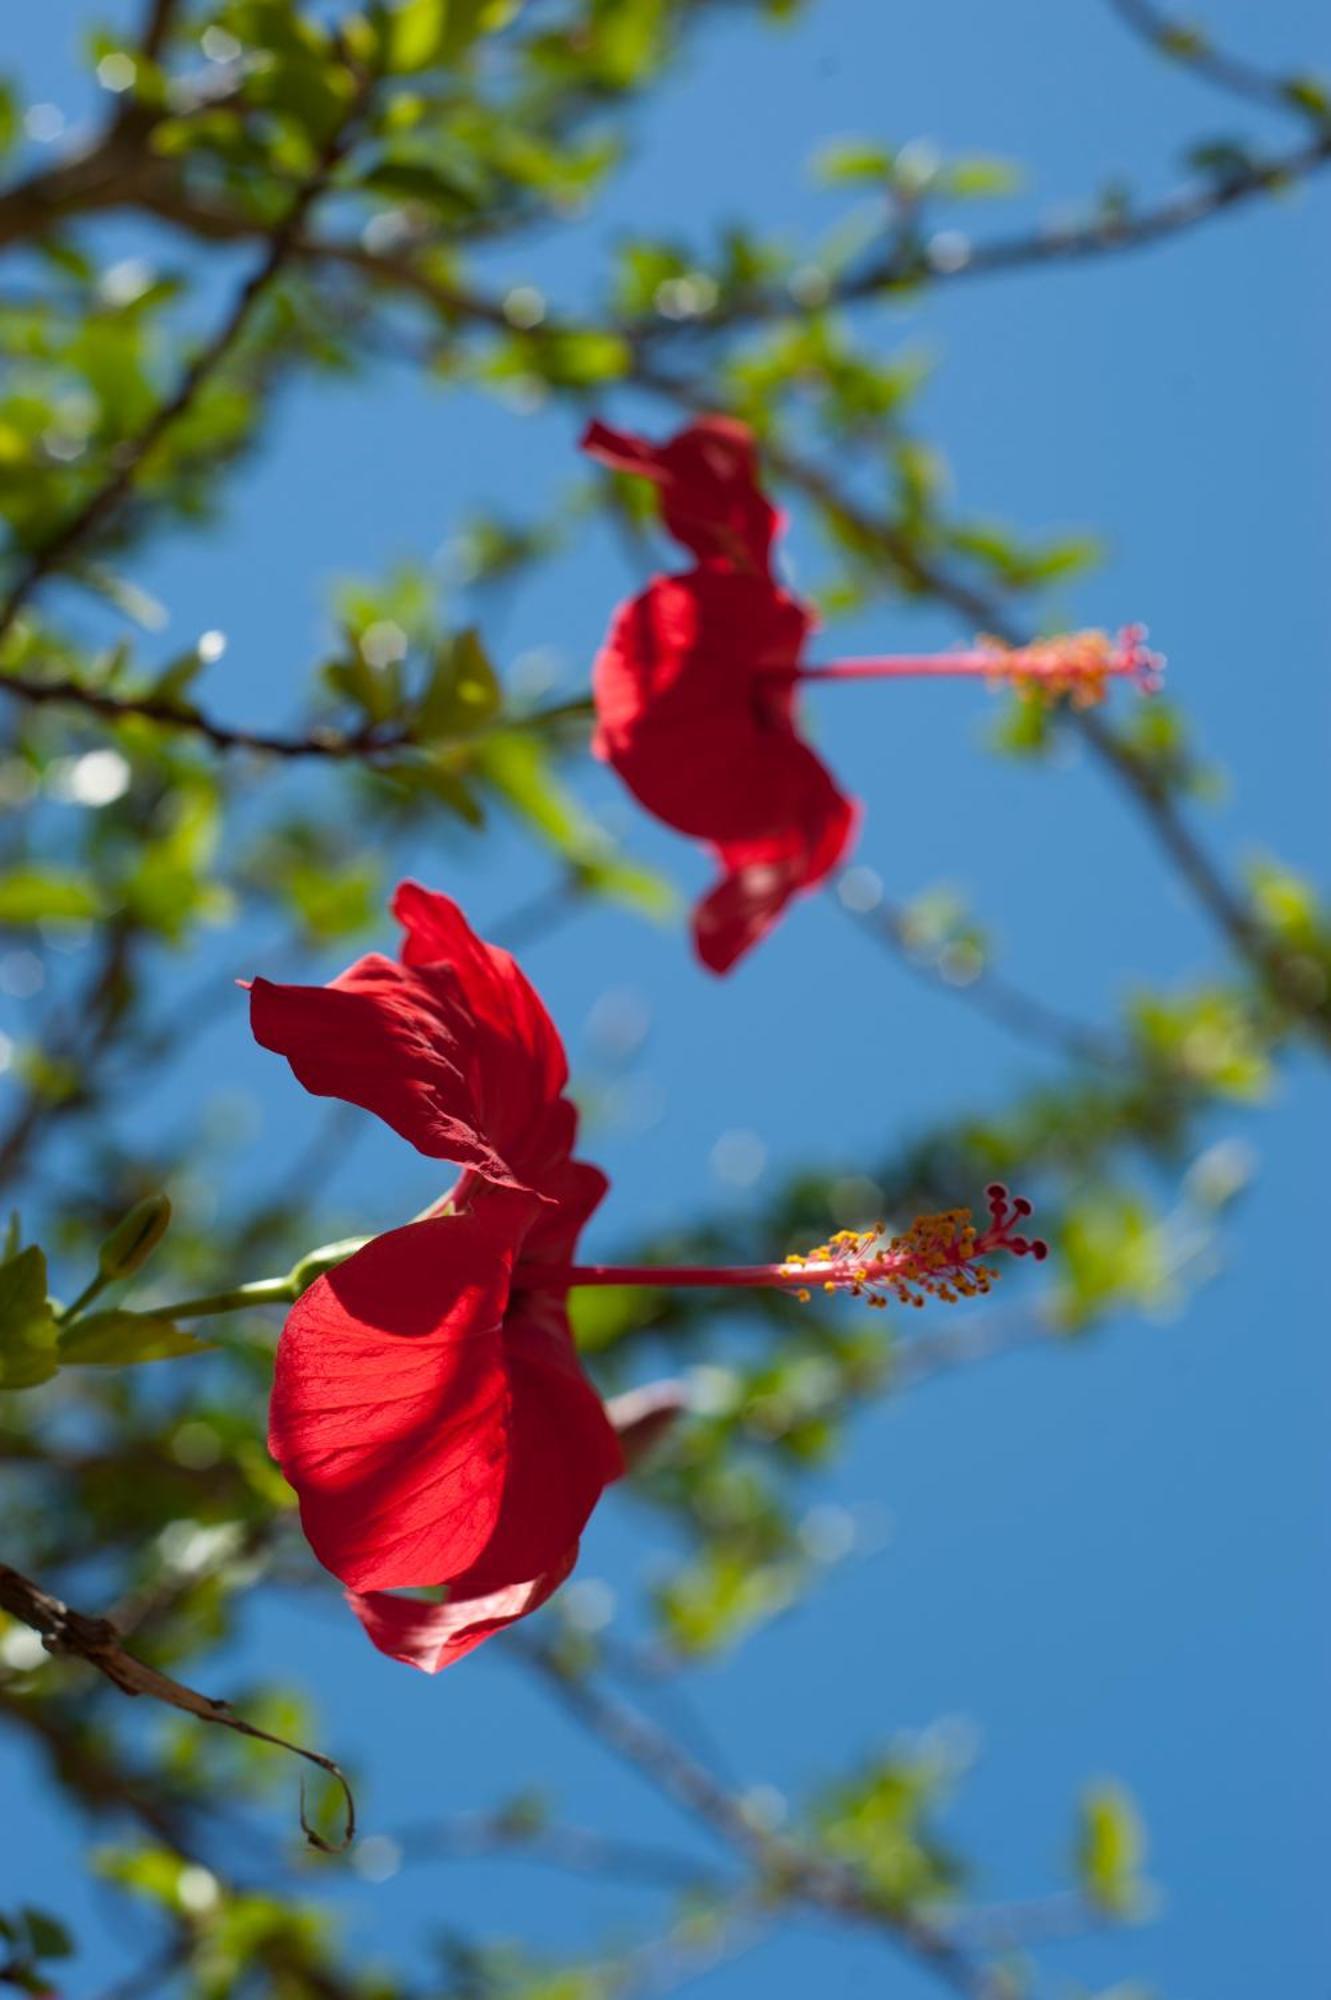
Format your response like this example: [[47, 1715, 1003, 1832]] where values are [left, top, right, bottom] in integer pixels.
[[97, 1194, 172, 1281], [287, 1236, 370, 1297]]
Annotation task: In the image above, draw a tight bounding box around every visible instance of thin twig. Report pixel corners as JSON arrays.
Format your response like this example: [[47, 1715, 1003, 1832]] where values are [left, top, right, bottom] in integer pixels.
[[0, 669, 592, 763], [837, 881, 1121, 1070], [1104, 0, 1305, 113], [0, 59, 373, 649], [139, 0, 184, 62], [0, 1559, 355, 1850], [509, 1637, 1000, 1998], [7, 110, 1329, 340], [390, 1808, 728, 1893], [0, 663, 409, 758]]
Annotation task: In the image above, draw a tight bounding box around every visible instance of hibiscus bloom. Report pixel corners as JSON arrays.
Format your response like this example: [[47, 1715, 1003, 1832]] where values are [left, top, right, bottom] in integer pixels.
[[584, 416, 1159, 975], [247, 884, 1050, 1669], [249, 882, 623, 1672]]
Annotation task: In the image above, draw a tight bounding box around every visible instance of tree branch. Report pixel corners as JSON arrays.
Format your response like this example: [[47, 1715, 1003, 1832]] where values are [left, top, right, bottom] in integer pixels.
[[835, 878, 1121, 1070], [509, 1637, 1002, 1998], [0, 62, 374, 649], [390, 1807, 729, 1894], [0, 1560, 355, 1851], [139, 0, 184, 63], [0, 663, 413, 758], [1104, 0, 1307, 114], [0, 666, 592, 763]]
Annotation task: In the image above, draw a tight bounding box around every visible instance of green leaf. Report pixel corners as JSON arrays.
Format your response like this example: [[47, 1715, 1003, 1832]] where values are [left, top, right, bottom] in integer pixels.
[[1076, 1782, 1146, 1915], [0, 1245, 58, 1389], [813, 138, 893, 186], [57, 1310, 211, 1367], [0, 866, 103, 926], [1187, 139, 1258, 190], [120, 782, 231, 939], [323, 652, 402, 725], [478, 731, 675, 918], [941, 154, 1023, 199], [415, 626, 502, 740], [17, 1908, 73, 1961], [387, 0, 516, 70], [280, 859, 381, 941], [0, 83, 19, 162], [1160, 24, 1207, 59], [1283, 74, 1331, 121], [404, 758, 487, 826]]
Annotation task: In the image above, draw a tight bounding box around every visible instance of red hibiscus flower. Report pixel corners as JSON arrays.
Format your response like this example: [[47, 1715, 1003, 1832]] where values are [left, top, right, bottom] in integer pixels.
[[249, 883, 623, 1672], [584, 415, 1159, 975], [585, 413, 857, 972]]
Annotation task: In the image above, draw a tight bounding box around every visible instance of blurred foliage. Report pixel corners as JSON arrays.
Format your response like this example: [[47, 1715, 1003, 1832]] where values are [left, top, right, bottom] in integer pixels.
[[0, 0, 1328, 1996]]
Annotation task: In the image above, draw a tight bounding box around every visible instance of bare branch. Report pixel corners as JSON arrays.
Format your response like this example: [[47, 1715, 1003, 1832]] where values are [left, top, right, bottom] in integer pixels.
[[139, 0, 184, 63], [1104, 0, 1307, 114], [835, 878, 1121, 1070], [509, 1637, 1002, 1997], [390, 1807, 728, 1893], [0, 664, 412, 759], [0, 668, 591, 763], [0, 64, 375, 650], [0, 1562, 355, 1850]]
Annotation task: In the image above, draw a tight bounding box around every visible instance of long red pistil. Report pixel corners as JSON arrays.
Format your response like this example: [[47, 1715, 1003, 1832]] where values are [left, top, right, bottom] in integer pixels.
[[783, 626, 1163, 703], [518, 1185, 1047, 1311]]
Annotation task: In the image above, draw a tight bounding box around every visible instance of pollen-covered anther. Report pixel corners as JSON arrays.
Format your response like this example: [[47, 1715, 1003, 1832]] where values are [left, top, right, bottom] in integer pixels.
[[978, 625, 1164, 708], [784, 1188, 1047, 1309]]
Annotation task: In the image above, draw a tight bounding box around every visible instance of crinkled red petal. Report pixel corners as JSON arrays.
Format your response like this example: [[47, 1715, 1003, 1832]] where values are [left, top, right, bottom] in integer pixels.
[[250, 957, 518, 1187], [694, 786, 860, 973], [582, 416, 779, 574], [251, 886, 583, 1196], [348, 1540, 580, 1674]]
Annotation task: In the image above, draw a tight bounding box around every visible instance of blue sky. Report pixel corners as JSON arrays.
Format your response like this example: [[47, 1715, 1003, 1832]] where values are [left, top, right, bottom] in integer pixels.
[[4, 2, 1331, 1993]]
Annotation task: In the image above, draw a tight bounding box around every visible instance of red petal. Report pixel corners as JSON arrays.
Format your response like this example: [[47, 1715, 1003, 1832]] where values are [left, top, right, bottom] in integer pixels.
[[348, 1541, 579, 1674], [449, 1292, 623, 1598], [521, 1157, 609, 1266], [593, 571, 812, 839], [582, 416, 779, 574], [695, 788, 860, 974], [251, 887, 586, 1196], [250, 958, 519, 1187], [592, 570, 857, 971], [268, 1203, 529, 1593], [392, 883, 567, 1103], [392, 882, 580, 1191]]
